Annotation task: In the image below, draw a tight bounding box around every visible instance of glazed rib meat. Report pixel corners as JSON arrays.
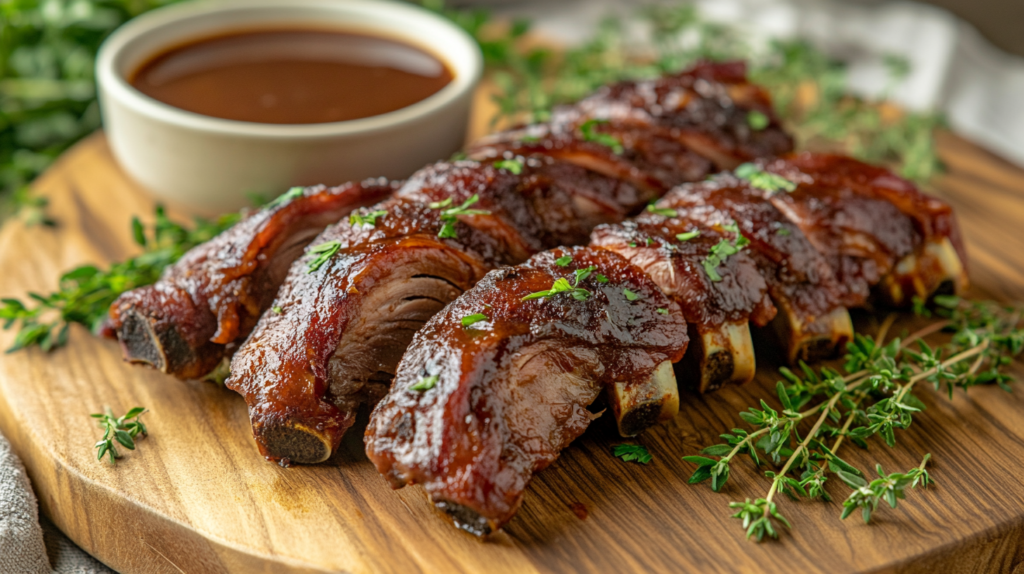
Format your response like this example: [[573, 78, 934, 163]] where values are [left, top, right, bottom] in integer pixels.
[[225, 62, 795, 465], [365, 153, 967, 536], [107, 180, 396, 379], [365, 247, 688, 536]]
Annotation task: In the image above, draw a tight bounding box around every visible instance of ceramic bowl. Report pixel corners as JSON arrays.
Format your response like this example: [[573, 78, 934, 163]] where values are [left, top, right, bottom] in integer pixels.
[[96, 0, 482, 215]]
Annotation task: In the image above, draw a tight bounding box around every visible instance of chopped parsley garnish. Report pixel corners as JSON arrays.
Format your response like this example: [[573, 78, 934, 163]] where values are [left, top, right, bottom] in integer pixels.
[[623, 288, 639, 301], [747, 110, 770, 130], [629, 242, 637, 248], [410, 375, 439, 392], [520, 134, 541, 143], [645, 237, 654, 246], [272, 306, 282, 314], [306, 241, 342, 273], [647, 205, 678, 217], [657, 308, 669, 315], [349, 209, 387, 227], [776, 227, 791, 236], [461, 313, 488, 327], [450, 151, 468, 161], [613, 444, 652, 464], [734, 163, 797, 194], [523, 266, 597, 302], [430, 194, 491, 239], [555, 254, 573, 267], [266, 186, 304, 210], [579, 119, 624, 154], [676, 230, 701, 242], [493, 159, 524, 174], [595, 273, 609, 283], [702, 222, 750, 282]]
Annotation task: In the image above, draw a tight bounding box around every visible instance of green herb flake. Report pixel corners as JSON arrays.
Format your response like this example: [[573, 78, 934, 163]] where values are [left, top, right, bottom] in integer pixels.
[[735, 163, 797, 194], [349, 210, 387, 227], [747, 110, 770, 130], [431, 194, 491, 239], [595, 274, 609, 283], [647, 205, 678, 217], [266, 187, 305, 210], [410, 375, 439, 392], [623, 288, 640, 301], [272, 306, 282, 314], [676, 230, 701, 242], [555, 254, 573, 267], [701, 223, 749, 282], [613, 444, 652, 464], [657, 308, 669, 315], [579, 119, 624, 154], [461, 313, 488, 327], [776, 227, 791, 236], [522, 267, 594, 302], [493, 159, 524, 174], [307, 241, 342, 273]]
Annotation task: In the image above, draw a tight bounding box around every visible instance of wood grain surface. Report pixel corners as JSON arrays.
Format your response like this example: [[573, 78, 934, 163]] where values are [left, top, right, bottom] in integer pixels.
[[2, 119, 1024, 573]]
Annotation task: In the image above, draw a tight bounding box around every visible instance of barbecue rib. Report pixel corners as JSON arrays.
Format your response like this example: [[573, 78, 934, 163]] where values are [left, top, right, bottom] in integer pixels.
[[365, 247, 689, 535], [365, 153, 967, 535], [224, 62, 794, 465], [108, 180, 396, 379]]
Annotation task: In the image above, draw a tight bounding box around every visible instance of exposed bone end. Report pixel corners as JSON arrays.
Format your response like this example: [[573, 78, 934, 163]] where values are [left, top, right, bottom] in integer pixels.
[[607, 360, 678, 437], [773, 306, 854, 365], [116, 308, 223, 379], [878, 237, 968, 307], [256, 422, 334, 465], [686, 321, 757, 393], [434, 500, 499, 537]]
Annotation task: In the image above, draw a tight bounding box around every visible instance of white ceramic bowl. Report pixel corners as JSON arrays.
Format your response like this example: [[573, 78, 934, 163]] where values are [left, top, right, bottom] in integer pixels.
[[96, 0, 482, 215]]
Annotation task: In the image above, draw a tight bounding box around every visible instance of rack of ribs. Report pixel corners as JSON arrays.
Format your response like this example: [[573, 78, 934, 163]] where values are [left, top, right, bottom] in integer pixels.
[[364, 152, 967, 536]]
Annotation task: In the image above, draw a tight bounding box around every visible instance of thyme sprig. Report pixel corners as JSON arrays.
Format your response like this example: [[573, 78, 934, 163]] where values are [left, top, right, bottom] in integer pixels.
[[1, 206, 239, 351], [91, 406, 147, 465], [430, 194, 491, 239], [682, 296, 1024, 541]]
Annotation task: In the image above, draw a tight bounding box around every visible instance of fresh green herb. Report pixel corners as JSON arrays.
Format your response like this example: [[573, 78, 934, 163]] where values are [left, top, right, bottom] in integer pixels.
[[647, 205, 678, 217], [431, 194, 491, 239], [272, 306, 282, 314], [579, 119, 624, 154], [523, 266, 597, 303], [629, 242, 637, 248], [461, 313, 488, 327], [657, 308, 669, 315], [702, 223, 750, 282], [613, 444, 653, 464], [623, 288, 639, 301], [493, 159, 524, 174], [349, 210, 387, 227], [410, 375, 439, 392], [747, 110, 770, 130], [595, 273, 609, 284], [682, 299, 1024, 541], [676, 230, 701, 242], [555, 254, 572, 267], [1, 206, 239, 352], [734, 163, 797, 194], [776, 228, 791, 236], [645, 237, 655, 246], [266, 187, 305, 210], [306, 241, 342, 273], [91, 407, 147, 465]]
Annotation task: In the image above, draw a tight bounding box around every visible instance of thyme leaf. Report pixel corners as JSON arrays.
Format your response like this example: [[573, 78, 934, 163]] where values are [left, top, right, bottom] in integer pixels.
[[613, 444, 653, 464], [91, 407, 147, 465], [306, 240, 342, 273]]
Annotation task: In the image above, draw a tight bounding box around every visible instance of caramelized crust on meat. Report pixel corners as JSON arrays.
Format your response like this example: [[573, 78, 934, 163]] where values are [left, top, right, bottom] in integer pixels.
[[226, 63, 795, 465], [365, 247, 687, 535], [107, 180, 396, 379]]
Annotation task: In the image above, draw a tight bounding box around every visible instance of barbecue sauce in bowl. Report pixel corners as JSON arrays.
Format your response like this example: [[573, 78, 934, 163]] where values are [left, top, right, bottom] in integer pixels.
[[129, 29, 453, 124]]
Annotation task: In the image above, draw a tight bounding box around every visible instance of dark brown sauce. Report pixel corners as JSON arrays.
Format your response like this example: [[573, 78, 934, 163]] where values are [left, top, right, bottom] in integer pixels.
[[130, 29, 453, 124]]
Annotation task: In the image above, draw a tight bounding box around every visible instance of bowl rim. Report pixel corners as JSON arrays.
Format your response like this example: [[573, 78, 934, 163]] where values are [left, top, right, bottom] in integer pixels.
[[95, 0, 483, 140]]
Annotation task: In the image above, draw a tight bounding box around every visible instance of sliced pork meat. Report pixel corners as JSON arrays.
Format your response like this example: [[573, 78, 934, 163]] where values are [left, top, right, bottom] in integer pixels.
[[108, 180, 396, 379], [365, 247, 688, 536]]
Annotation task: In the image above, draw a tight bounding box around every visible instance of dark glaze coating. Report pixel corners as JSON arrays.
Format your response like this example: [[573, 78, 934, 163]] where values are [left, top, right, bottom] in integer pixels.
[[227, 163, 544, 462], [590, 207, 775, 332], [365, 247, 687, 535], [108, 180, 396, 379], [664, 180, 846, 330]]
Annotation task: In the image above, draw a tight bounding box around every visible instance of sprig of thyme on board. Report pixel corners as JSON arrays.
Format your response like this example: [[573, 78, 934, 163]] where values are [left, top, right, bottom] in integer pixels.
[[92, 406, 147, 465], [682, 297, 1024, 541]]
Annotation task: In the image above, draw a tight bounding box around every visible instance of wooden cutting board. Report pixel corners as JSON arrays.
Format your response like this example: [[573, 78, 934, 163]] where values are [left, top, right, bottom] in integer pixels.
[[2, 110, 1024, 572]]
